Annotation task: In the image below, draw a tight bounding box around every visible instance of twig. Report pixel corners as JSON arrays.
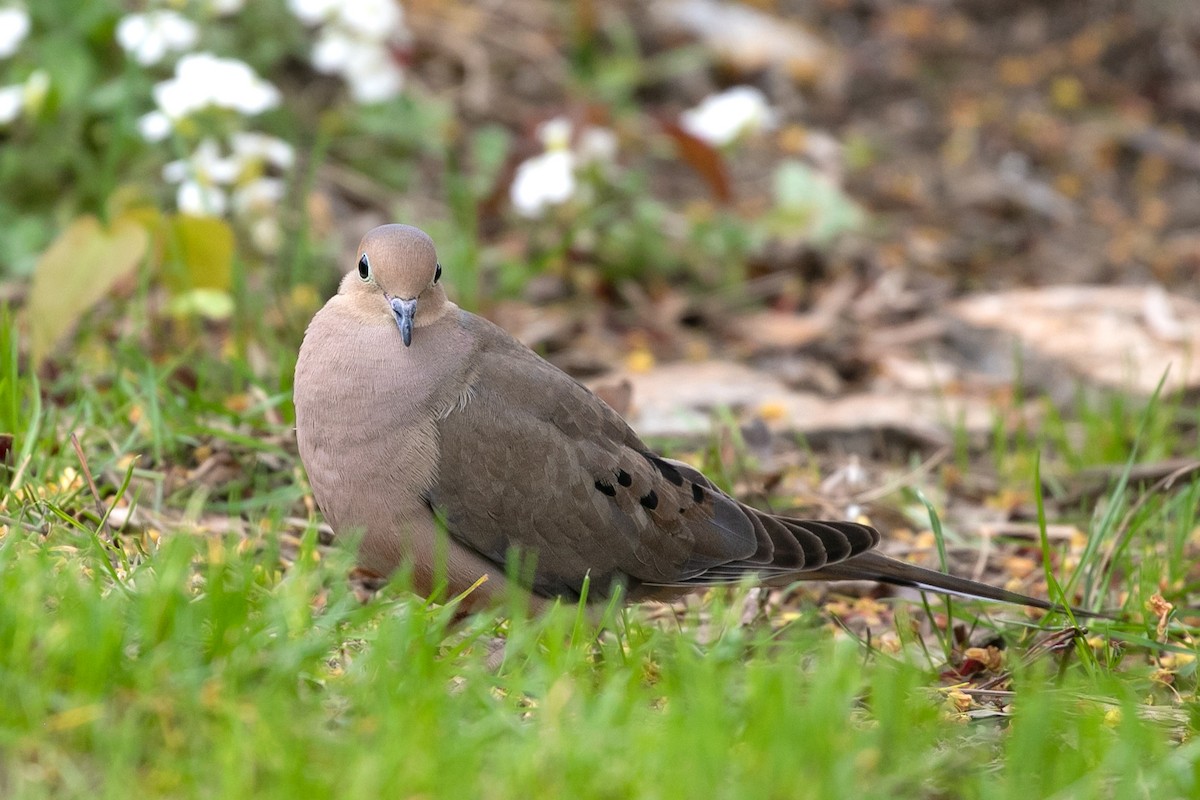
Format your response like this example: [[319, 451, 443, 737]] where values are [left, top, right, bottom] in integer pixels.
[[1100, 460, 1200, 577], [4, 449, 32, 503], [853, 446, 950, 504], [70, 433, 107, 523], [1048, 457, 1200, 511], [970, 527, 992, 583], [0, 512, 47, 534]]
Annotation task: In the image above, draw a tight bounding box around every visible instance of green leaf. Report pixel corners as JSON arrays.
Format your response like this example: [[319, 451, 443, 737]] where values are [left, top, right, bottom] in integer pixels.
[[166, 215, 234, 293], [772, 159, 866, 244], [166, 288, 235, 321], [27, 214, 148, 367]]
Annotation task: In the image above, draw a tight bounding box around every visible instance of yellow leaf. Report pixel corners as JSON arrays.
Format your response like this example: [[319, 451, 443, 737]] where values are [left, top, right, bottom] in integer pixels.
[[166, 214, 234, 292], [28, 214, 149, 366], [166, 288, 234, 320], [757, 400, 787, 421], [624, 348, 655, 373], [1051, 75, 1085, 110]]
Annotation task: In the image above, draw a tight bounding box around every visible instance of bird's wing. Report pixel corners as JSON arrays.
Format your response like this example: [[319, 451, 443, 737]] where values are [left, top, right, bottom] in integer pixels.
[[429, 315, 878, 599]]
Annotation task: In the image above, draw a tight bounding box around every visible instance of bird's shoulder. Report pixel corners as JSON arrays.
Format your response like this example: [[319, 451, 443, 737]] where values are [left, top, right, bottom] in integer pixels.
[[451, 307, 639, 444]]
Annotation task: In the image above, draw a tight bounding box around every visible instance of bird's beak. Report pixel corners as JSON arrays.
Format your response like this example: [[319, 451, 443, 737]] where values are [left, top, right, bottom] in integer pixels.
[[390, 297, 417, 347]]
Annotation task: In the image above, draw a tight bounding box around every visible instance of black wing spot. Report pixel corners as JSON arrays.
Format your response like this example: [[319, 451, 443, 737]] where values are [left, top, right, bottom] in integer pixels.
[[595, 480, 616, 497], [642, 452, 684, 486], [617, 469, 632, 487], [640, 490, 659, 510], [691, 482, 704, 503]]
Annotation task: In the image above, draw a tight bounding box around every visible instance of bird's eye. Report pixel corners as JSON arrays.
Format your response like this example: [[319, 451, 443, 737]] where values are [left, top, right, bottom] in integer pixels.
[[358, 254, 370, 281], [434, 262, 442, 284]]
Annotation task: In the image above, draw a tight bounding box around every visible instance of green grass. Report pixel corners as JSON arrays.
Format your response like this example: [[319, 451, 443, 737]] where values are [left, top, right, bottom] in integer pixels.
[[1, 525, 1194, 800], [0, 525, 1185, 800]]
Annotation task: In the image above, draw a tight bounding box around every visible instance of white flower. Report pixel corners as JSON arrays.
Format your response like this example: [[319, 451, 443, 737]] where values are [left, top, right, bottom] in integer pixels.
[[164, 137, 292, 188], [248, 216, 281, 253], [287, 0, 339, 25], [311, 27, 354, 74], [177, 180, 227, 216], [510, 150, 575, 218], [137, 110, 172, 142], [164, 138, 241, 186], [311, 29, 403, 103], [234, 178, 287, 253], [576, 126, 618, 166], [232, 177, 286, 216], [229, 132, 294, 169], [292, 0, 407, 104], [537, 117, 572, 150], [153, 53, 280, 123], [0, 69, 48, 125], [207, 0, 245, 15], [508, 118, 619, 217], [0, 84, 21, 124], [164, 136, 292, 221], [680, 86, 776, 146], [116, 11, 199, 66], [340, 44, 403, 102], [0, 7, 31, 59], [337, 0, 402, 38]]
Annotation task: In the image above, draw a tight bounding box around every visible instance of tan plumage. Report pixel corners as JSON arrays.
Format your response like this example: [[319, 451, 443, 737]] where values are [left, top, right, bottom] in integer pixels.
[[294, 224, 1082, 615]]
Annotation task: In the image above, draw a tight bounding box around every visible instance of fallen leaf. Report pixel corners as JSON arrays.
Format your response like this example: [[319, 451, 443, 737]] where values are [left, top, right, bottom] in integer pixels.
[[28, 214, 149, 366], [166, 214, 234, 292], [949, 286, 1200, 396], [651, 0, 844, 90], [660, 117, 732, 203]]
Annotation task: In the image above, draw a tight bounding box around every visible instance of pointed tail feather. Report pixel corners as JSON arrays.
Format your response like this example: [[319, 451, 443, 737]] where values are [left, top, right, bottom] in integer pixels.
[[796, 551, 1105, 619]]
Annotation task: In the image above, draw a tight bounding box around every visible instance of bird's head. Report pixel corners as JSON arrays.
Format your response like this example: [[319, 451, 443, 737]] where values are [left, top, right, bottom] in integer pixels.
[[344, 224, 447, 346]]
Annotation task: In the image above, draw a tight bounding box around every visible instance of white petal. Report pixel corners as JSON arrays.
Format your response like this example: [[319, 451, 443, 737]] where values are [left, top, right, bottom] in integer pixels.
[[232, 178, 285, 216], [231, 80, 280, 114], [343, 48, 403, 103], [175, 52, 217, 83], [115, 15, 149, 54], [249, 216, 282, 253], [137, 111, 173, 141], [0, 84, 23, 124], [230, 132, 294, 168], [0, 8, 32, 59], [537, 117, 572, 151], [164, 53, 279, 117], [311, 29, 354, 73], [177, 180, 227, 216], [159, 13, 199, 49], [192, 139, 241, 184], [116, 11, 198, 66], [576, 126, 618, 164], [154, 77, 200, 119], [680, 85, 776, 146], [510, 150, 575, 217], [337, 0, 402, 38], [263, 137, 295, 169], [287, 0, 339, 25], [208, 0, 245, 16], [162, 158, 189, 183]]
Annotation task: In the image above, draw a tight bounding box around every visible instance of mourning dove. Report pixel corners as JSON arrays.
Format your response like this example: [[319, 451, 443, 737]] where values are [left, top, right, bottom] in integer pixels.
[[294, 224, 1080, 615]]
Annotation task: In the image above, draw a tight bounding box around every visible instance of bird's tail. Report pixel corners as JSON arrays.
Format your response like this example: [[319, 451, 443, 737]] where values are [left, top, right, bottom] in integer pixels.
[[797, 551, 1105, 619]]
